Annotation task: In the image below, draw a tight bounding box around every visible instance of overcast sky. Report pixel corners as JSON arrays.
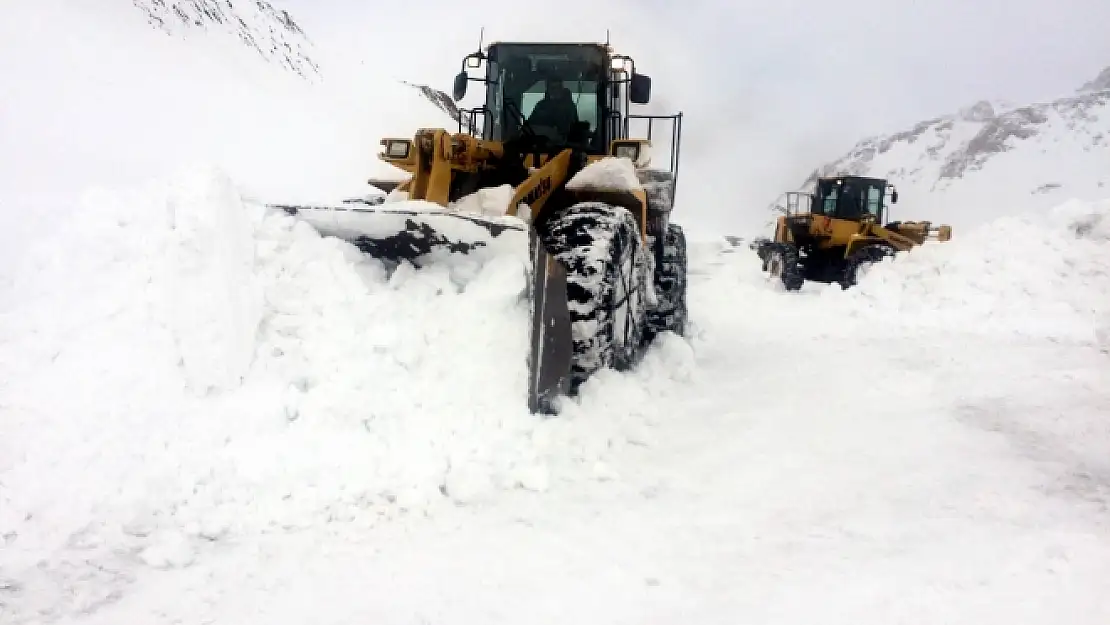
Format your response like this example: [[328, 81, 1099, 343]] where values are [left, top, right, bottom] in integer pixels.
[[276, 0, 1110, 235]]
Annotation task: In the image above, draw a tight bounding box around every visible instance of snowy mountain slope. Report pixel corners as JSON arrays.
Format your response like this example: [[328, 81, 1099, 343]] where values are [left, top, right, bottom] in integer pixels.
[[402, 81, 477, 134], [1079, 66, 1110, 94], [0, 0, 457, 270], [793, 66, 1110, 231], [131, 0, 319, 77], [1, 166, 1108, 622]]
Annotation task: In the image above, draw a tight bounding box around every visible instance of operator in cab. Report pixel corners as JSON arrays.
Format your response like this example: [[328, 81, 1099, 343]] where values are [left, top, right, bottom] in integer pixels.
[[527, 78, 580, 141]]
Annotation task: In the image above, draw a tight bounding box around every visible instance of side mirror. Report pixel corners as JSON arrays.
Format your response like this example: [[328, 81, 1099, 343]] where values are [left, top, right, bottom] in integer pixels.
[[453, 71, 468, 102], [630, 72, 651, 104], [891, 189, 899, 204]]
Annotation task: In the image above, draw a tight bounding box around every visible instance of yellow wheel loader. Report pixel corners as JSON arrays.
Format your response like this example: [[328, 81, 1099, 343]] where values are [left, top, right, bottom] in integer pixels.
[[271, 41, 688, 414], [752, 175, 952, 290]]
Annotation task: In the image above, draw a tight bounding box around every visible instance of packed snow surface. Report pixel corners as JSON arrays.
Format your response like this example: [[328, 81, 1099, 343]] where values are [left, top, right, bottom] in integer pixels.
[[2, 166, 1108, 623]]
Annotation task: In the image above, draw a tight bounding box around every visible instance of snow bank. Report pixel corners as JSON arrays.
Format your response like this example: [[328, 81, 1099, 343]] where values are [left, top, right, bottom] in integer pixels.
[[567, 157, 644, 192], [0, 167, 556, 618], [843, 197, 1110, 343], [699, 197, 1110, 348], [1, 164, 701, 620]]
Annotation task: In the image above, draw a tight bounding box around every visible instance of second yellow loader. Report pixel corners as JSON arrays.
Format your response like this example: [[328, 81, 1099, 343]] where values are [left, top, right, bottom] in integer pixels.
[[752, 175, 952, 290]]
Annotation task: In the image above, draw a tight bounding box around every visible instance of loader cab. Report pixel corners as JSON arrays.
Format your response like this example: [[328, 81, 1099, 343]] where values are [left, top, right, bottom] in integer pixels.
[[813, 176, 898, 223], [451, 41, 654, 157]]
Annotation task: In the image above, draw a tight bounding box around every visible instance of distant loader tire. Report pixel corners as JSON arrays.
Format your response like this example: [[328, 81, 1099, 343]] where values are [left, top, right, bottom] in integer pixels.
[[764, 242, 804, 291], [840, 243, 896, 288], [646, 221, 688, 340], [637, 168, 676, 237], [540, 202, 652, 392], [750, 237, 772, 268]]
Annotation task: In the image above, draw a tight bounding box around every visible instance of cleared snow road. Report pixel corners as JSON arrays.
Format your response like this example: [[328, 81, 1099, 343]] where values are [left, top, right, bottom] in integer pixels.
[[68, 335, 1110, 625]]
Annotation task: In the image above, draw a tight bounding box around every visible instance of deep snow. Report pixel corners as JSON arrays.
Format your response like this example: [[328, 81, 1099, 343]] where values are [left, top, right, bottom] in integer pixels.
[[1, 166, 1108, 623]]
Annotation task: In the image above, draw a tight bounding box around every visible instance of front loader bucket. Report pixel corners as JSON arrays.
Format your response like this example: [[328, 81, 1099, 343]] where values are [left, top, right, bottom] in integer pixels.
[[526, 227, 573, 414], [271, 202, 529, 266]]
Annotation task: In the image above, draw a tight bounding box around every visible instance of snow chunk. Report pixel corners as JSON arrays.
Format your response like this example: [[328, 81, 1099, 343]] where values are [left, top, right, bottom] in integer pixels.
[[566, 157, 643, 192], [1097, 315, 1110, 354], [958, 100, 997, 122], [385, 188, 410, 203], [448, 184, 516, 218], [1051, 197, 1110, 241], [161, 166, 265, 393], [138, 531, 196, 570], [442, 462, 497, 504]]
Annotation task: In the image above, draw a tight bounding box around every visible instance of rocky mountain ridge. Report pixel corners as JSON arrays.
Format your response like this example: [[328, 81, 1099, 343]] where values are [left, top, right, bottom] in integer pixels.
[[132, 0, 319, 77], [783, 64, 1110, 229], [401, 82, 476, 134]]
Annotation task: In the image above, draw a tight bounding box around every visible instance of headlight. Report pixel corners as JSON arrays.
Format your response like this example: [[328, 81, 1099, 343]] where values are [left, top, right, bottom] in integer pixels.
[[383, 139, 411, 159], [613, 143, 639, 161]]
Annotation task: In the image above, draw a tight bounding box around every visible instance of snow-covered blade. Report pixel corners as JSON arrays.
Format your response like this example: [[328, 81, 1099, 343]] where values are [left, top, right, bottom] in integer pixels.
[[272, 201, 529, 266]]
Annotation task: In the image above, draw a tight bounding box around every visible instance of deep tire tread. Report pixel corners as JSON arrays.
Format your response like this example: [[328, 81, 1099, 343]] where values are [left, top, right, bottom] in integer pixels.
[[765, 242, 805, 291], [646, 221, 688, 339], [840, 243, 896, 288], [539, 202, 652, 391]]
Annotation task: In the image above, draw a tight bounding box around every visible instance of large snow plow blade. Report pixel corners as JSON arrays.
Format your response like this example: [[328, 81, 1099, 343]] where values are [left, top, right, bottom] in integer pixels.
[[271, 202, 528, 265], [526, 227, 573, 414], [270, 201, 573, 413]]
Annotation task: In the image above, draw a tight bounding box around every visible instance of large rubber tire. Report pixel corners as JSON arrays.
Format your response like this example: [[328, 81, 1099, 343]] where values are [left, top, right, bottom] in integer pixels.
[[764, 242, 805, 291], [539, 202, 653, 391], [840, 243, 896, 288], [750, 237, 772, 267], [637, 168, 676, 237], [646, 221, 688, 340]]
